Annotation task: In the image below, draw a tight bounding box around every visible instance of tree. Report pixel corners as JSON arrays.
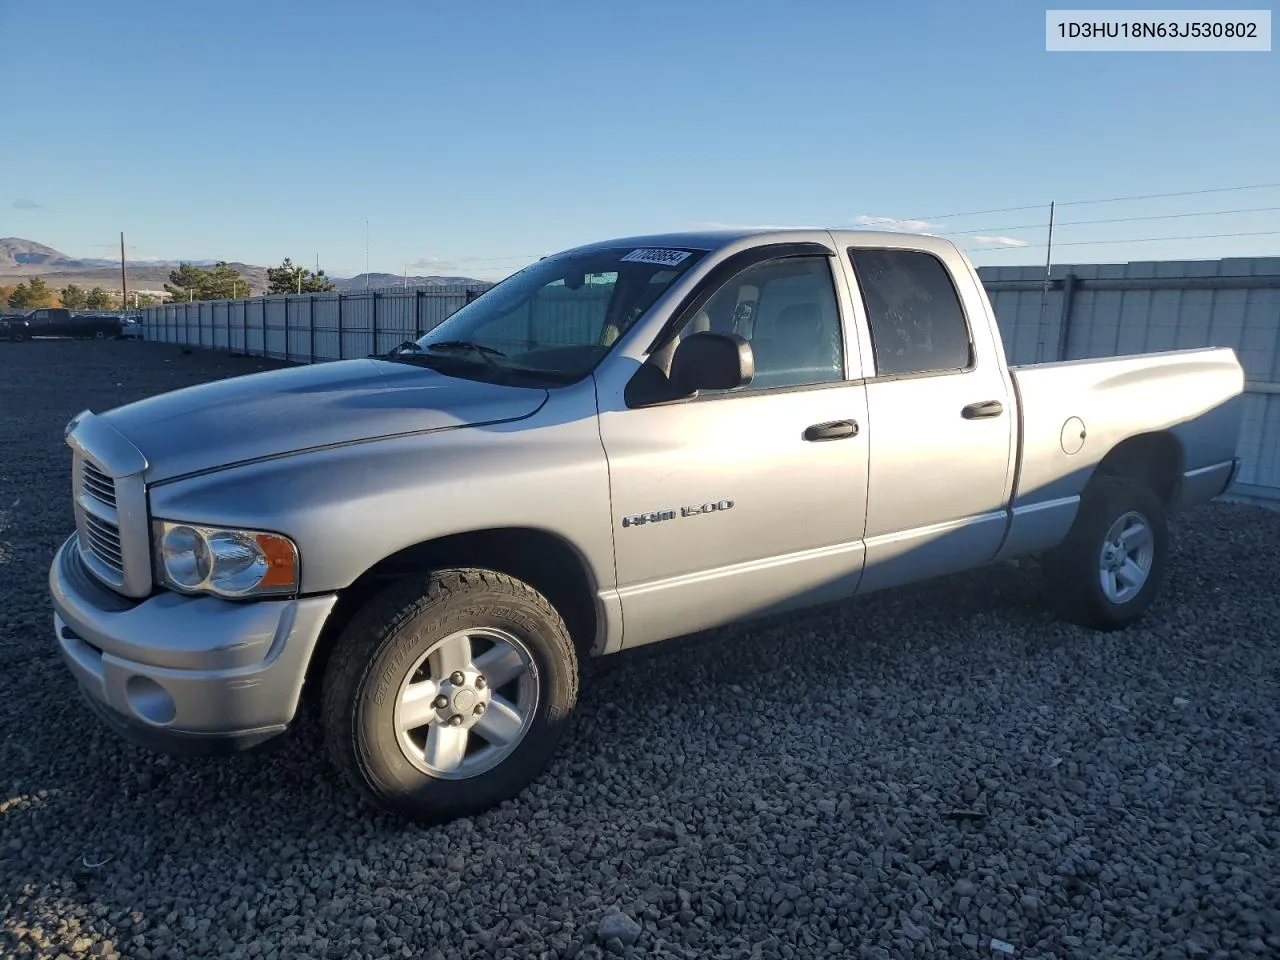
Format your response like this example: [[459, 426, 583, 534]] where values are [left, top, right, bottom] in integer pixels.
[[164, 261, 249, 301], [164, 263, 208, 302], [266, 257, 335, 295], [23, 277, 55, 308], [61, 284, 88, 310], [0, 285, 16, 309], [85, 287, 114, 310], [6, 279, 53, 309], [205, 261, 248, 299], [134, 293, 162, 307]]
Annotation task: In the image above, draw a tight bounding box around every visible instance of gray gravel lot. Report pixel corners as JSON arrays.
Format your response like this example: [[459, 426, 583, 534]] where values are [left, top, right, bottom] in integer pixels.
[[2, 340, 1279, 960]]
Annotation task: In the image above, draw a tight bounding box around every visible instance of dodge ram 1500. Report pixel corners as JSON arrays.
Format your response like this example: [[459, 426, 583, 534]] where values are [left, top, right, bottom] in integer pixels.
[[49, 228, 1244, 821]]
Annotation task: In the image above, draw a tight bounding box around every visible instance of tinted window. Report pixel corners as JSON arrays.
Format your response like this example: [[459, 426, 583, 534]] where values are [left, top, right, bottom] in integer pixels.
[[675, 256, 844, 391], [848, 249, 972, 376]]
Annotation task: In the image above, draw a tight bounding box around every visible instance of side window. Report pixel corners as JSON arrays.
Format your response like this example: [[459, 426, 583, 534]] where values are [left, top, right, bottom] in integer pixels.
[[34, 310, 49, 320], [675, 256, 844, 391], [848, 249, 973, 377]]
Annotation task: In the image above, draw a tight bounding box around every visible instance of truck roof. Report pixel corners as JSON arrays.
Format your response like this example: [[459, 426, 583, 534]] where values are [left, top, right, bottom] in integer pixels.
[[561, 226, 965, 261]]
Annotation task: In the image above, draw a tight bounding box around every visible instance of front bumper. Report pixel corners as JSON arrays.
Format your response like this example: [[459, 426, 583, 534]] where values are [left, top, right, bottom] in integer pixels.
[[49, 534, 337, 755]]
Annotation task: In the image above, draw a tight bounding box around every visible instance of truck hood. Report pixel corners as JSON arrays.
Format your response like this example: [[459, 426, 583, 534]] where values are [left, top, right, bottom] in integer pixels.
[[98, 358, 548, 483]]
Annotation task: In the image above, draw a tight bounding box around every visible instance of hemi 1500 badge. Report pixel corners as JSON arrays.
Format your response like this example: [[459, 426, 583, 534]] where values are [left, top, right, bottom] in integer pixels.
[[622, 500, 734, 528]]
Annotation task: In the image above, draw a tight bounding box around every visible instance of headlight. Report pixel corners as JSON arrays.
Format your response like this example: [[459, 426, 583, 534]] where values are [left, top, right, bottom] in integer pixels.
[[152, 521, 299, 598]]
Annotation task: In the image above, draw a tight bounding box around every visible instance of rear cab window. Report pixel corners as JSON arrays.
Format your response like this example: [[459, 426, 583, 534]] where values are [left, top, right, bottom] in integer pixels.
[[848, 249, 974, 377]]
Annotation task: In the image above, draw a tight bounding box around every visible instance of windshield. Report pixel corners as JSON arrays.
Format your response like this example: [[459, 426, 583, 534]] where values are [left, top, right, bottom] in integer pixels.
[[401, 245, 707, 383]]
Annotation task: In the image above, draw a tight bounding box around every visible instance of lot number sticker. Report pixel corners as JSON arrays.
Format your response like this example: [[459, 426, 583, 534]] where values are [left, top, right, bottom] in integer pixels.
[[621, 248, 692, 267]]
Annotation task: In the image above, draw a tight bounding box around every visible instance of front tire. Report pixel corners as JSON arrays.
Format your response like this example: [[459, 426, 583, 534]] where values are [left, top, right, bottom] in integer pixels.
[[321, 568, 579, 822], [1040, 476, 1169, 630]]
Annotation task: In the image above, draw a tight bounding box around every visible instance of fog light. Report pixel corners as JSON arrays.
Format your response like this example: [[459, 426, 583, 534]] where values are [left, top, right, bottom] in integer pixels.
[[125, 675, 177, 725]]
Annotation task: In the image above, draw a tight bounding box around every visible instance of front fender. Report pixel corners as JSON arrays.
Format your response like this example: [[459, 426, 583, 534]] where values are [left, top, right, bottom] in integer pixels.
[[146, 384, 615, 596]]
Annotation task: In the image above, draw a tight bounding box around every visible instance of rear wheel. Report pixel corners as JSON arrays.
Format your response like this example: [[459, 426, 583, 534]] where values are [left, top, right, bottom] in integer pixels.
[[1040, 476, 1169, 630], [321, 568, 579, 822]]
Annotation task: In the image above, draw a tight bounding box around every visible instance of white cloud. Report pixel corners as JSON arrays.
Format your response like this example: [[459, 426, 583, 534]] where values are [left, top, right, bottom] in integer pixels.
[[969, 235, 1029, 247], [853, 215, 942, 233], [407, 256, 448, 270]]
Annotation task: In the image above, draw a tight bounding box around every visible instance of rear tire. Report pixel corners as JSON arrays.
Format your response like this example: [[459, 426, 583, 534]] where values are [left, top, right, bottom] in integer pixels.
[[1041, 476, 1169, 630], [321, 568, 579, 822]]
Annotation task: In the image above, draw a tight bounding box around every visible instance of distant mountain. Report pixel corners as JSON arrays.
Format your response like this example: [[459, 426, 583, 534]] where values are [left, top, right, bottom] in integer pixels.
[[0, 238, 483, 297], [333, 273, 487, 291], [0, 237, 104, 270]]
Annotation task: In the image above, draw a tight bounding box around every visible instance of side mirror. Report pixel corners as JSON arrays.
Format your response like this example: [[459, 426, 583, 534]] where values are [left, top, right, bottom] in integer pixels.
[[624, 331, 755, 408], [670, 331, 755, 393]]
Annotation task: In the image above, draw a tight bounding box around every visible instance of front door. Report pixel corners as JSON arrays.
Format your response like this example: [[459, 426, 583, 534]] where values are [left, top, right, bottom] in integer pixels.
[[597, 250, 871, 649]]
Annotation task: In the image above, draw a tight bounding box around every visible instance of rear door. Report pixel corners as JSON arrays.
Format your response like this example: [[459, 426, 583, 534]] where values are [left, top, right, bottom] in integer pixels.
[[47, 309, 74, 336], [837, 240, 1016, 594]]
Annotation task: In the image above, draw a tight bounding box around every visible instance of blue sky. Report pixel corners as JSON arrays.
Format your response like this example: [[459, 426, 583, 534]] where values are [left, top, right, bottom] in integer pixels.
[[1, 0, 1277, 280]]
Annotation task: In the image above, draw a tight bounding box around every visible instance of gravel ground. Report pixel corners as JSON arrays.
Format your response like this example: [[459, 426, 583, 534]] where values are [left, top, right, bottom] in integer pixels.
[[2, 339, 1279, 960]]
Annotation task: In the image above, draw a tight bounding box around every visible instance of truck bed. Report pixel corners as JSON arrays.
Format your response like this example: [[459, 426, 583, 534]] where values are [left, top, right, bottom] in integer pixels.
[[996, 346, 1244, 560]]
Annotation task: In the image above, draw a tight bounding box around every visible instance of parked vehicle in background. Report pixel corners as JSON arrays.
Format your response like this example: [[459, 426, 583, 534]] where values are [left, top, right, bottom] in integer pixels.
[[5, 308, 124, 340], [118, 315, 144, 340], [1, 313, 32, 341], [67, 312, 127, 339], [48, 227, 1245, 823]]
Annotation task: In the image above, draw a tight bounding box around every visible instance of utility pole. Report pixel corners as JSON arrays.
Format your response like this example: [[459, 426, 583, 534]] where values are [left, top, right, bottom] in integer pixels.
[[120, 232, 129, 312], [1035, 201, 1057, 362], [365, 220, 370, 292]]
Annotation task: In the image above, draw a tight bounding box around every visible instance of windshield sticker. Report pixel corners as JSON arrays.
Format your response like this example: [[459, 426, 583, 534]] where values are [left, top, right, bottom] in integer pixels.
[[621, 248, 692, 267]]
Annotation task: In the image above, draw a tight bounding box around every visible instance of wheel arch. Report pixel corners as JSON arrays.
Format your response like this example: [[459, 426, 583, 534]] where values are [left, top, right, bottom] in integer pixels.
[[304, 526, 601, 701], [1088, 430, 1184, 508]]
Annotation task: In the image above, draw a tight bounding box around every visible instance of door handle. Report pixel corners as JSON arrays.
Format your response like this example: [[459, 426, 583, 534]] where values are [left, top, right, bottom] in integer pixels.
[[804, 420, 859, 442], [961, 400, 1004, 420]]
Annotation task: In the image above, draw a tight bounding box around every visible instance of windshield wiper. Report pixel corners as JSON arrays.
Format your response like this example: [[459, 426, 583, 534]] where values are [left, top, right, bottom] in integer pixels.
[[423, 339, 506, 374], [381, 340, 424, 360], [426, 340, 506, 357]]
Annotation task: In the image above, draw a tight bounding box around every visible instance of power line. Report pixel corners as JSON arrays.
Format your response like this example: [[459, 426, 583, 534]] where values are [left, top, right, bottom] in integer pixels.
[[965, 229, 1280, 252], [912, 202, 1046, 220], [1058, 183, 1280, 208], [914, 181, 1280, 222], [944, 205, 1280, 236]]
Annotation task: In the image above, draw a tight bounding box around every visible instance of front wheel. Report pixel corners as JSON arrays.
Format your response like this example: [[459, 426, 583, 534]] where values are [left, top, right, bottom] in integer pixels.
[[1040, 476, 1169, 630], [321, 568, 579, 822]]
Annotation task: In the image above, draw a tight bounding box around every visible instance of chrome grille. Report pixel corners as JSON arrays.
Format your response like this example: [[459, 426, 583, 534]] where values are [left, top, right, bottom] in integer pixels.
[[67, 413, 152, 598], [82, 511, 125, 575], [81, 459, 117, 507]]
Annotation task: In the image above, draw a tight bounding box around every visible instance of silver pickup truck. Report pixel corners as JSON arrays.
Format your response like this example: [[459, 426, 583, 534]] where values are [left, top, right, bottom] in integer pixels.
[[49, 229, 1244, 821]]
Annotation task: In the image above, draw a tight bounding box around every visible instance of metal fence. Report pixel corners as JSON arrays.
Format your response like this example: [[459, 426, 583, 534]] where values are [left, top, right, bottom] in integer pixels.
[[142, 285, 494, 363], [140, 257, 1280, 502], [977, 258, 1280, 502]]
